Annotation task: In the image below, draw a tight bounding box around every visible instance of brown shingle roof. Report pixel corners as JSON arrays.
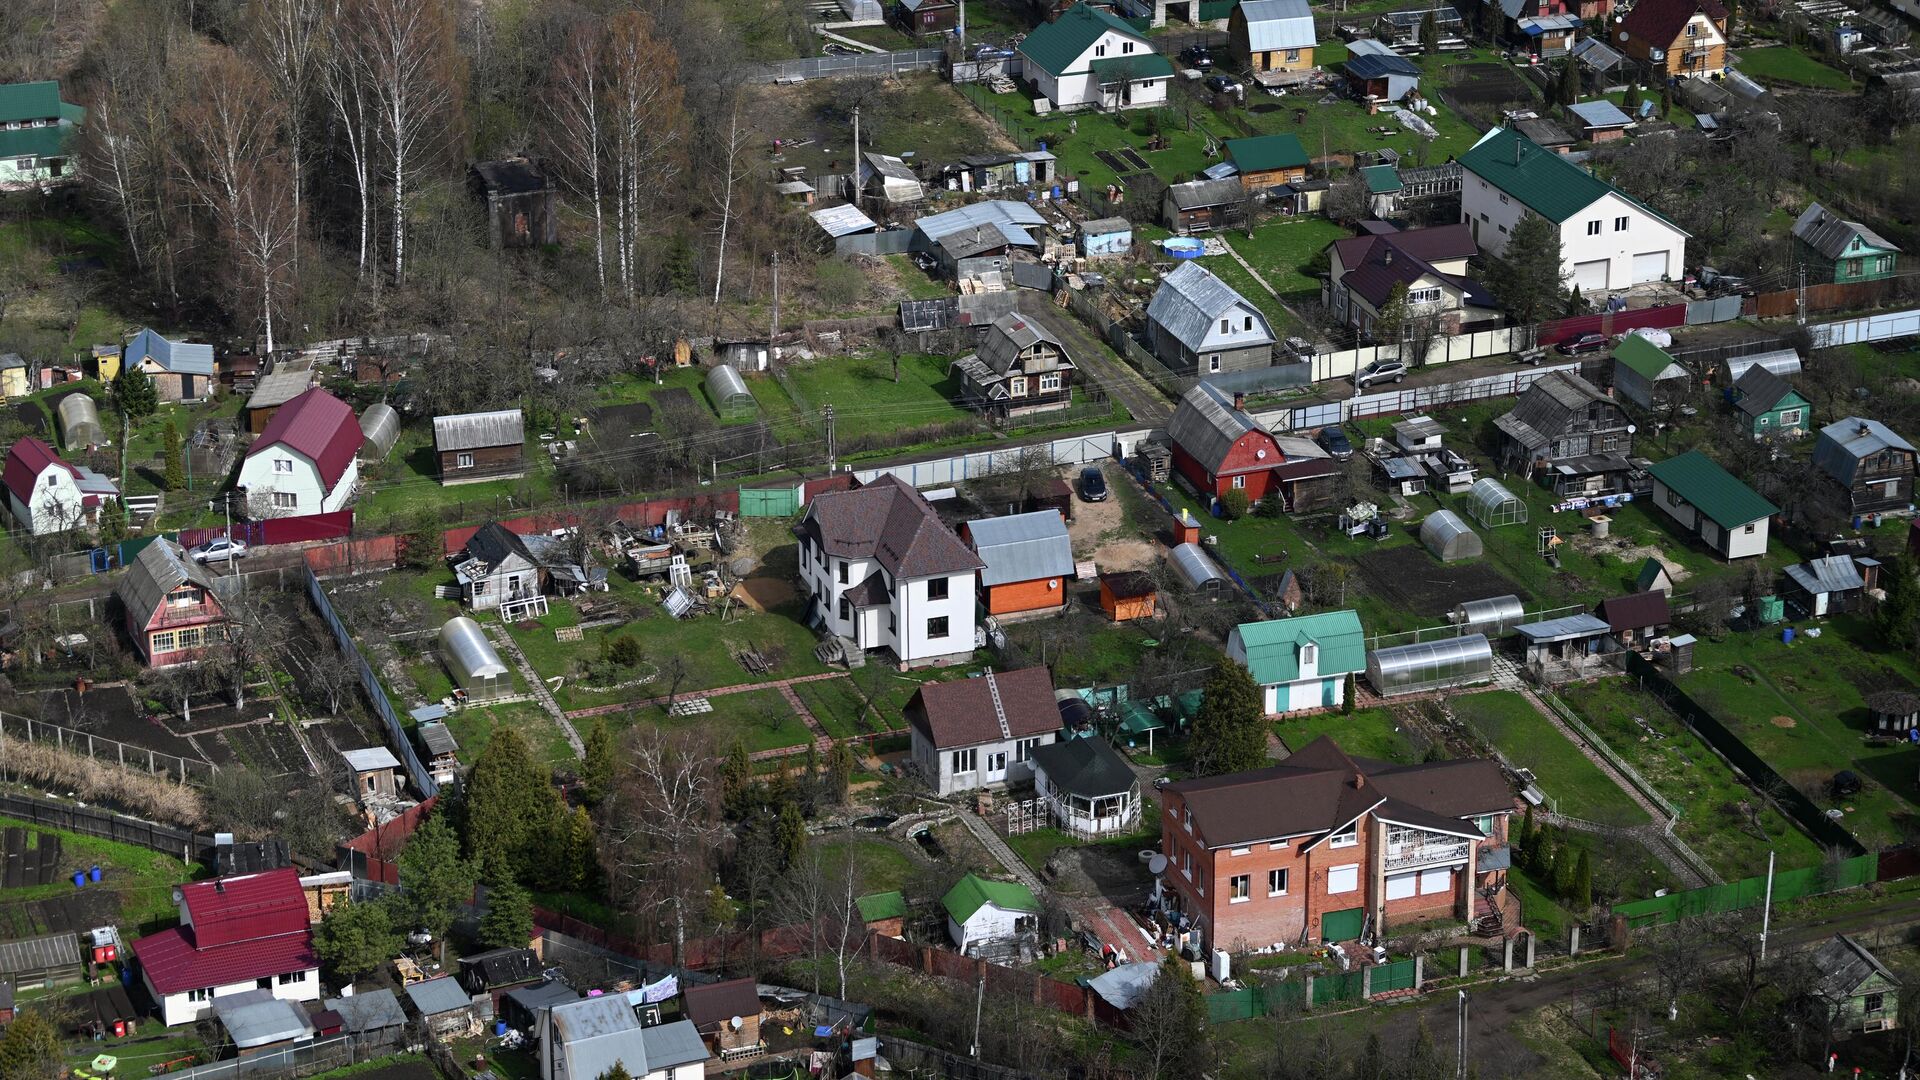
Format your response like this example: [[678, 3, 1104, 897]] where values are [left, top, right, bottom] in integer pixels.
[[1166, 736, 1508, 848], [1617, 0, 1726, 48], [906, 666, 1059, 748], [681, 978, 760, 1030], [797, 473, 983, 580], [1598, 591, 1671, 633]]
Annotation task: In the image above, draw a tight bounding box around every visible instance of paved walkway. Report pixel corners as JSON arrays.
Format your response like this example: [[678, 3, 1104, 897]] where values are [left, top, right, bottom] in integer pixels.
[[564, 670, 847, 719], [957, 811, 1045, 893], [490, 629, 585, 757]]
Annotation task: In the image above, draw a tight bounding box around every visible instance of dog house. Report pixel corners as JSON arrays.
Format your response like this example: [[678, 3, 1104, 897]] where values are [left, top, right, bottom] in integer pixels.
[[1365, 634, 1494, 697], [1419, 510, 1483, 563], [1466, 478, 1527, 528], [438, 617, 512, 702]]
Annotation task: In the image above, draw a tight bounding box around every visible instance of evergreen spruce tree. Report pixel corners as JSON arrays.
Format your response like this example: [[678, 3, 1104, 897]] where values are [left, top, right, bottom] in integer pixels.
[[1572, 847, 1593, 910], [581, 719, 616, 807], [1190, 660, 1270, 777], [162, 420, 185, 491], [478, 877, 536, 950], [462, 727, 561, 882], [114, 366, 157, 419]]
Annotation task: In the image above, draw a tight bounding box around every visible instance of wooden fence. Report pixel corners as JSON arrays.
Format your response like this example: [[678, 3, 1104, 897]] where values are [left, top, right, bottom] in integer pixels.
[[0, 791, 213, 862]]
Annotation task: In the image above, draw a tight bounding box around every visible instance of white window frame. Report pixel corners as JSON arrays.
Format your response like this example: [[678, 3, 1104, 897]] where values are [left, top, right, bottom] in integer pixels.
[[1614, 216, 1629, 232], [272, 491, 298, 510], [1268, 868, 1289, 896], [1231, 475, 1246, 489], [456, 451, 474, 469], [951, 747, 977, 775], [1038, 372, 1061, 392], [1009, 376, 1028, 396], [1385, 871, 1418, 900], [1229, 874, 1251, 903], [1586, 220, 1602, 236], [1230, 846, 1251, 856], [1208, 355, 1222, 373], [273, 458, 293, 474], [1327, 865, 1359, 894], [1406, 286, 1442, 305], [1419, 867, 1453, 895], [1778, 408, 1802, 425], [986, 751, 1007, 774], [1015, 736, 1040, 762], [1329, 823, 1359, 848]]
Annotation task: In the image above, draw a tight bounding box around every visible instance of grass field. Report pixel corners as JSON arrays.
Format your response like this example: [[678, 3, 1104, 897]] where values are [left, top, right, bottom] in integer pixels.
[[1223, 218, 1349, 302], [441, 702, 577, 768], [1736, 46, 1854, 89], [1450, 690, 1649, 828], [1556, 679, 1826, 876], [816, 835, 921, 894], [0, 815, 203, 934], [760, 352, 976, 444], [1676, 617, 1920, 850], [1275, 706, 1427, 763]]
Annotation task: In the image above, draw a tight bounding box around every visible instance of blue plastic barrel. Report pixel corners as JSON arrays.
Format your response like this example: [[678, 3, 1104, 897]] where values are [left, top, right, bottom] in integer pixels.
[[73, 872, 87, 888], [1783, 627, 1795, 644], [89, 865, 101, 883], [494, 1022, 508, 1036], [1853, 516, 1863, 529]]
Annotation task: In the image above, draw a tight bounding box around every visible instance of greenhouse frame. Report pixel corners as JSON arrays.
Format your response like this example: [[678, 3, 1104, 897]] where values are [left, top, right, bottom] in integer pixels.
[[1419, 509, 1483, 562], [1466, 478, 1527, 528], [359, 402, 401, 461], [1450, 594, 1525, 637], [1365, 634, 1495, 697], [705, 363, 756, 417], [57, 393, 106, 449], [438, 616, 512, 702]]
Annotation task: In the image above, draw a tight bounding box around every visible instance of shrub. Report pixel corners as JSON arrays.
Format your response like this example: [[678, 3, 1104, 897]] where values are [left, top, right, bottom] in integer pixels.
[[1220, 489, 1250, 519], [606, 635, 642, 668], [1254, 494, 1285, 519]]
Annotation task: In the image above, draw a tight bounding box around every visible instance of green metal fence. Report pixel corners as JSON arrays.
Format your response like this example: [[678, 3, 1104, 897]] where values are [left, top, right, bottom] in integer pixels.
[[1311, 970, 1364, 1007], [1612, 853, 1878, 928], [738, 485, 800, 517], [1205, 980, 1307, 1023], [1371, 958, 1417, 993]]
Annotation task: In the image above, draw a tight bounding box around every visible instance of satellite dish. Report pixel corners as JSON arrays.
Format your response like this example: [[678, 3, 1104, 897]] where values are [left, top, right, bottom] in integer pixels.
[[730, 1016, 744, 1031], [1626, 424, 1638, 434], [1148, 854, 1169, 876]]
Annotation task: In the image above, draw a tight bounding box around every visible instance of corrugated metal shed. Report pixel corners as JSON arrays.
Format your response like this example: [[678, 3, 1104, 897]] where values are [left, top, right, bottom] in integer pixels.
[[810, 203, 878, 238], [1239, 0, 1316, 51], [1513, 613, 1611, 643], [215, 989, 316, 1048], [1785, 555, 1865, 596], [342, 747, 401, 773], [433, 409, 523, 452], [56, 393, 105, 448], [914, 200, 1047, 245], [967, 510, 1074, 586], [359, 403, 401, 461]]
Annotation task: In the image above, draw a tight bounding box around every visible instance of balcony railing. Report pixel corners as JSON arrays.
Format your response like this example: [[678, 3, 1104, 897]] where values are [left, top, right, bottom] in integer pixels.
[[149, 604, 221, 630], [1383, 836, 1473, 872]]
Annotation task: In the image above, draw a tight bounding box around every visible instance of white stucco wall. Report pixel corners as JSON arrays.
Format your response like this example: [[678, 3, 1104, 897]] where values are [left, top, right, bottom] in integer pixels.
[[800, 536, 976, 664], [1028, 31, 1170, 109], [148, 966, 321, 1027], [912, 729, 1057, 795], [10, 466, 89, 535], [238, 448, 359, 515], [949, 902, 1030, 952], [1462, 179, 1686, 291]]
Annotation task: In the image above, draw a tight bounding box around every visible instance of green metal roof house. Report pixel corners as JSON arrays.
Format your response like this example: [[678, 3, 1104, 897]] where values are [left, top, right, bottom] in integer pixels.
[[1646, 450, 1778, 561], [1226, 610, 1366, 715], [1730, 366, 1811, 438], [1611, 335, 1688, 409], [942, 874, 1040, 955], [0, 81, 85, 190], [1016, 5, 1170, 113], [856, 891, 907, 934], [1222, 133, 1309, 190], [1794, 203, 1899, 285]]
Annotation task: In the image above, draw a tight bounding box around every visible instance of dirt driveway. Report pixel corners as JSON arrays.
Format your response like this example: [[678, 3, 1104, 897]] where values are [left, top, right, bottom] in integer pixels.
[[1065, 463, 1158, 572]]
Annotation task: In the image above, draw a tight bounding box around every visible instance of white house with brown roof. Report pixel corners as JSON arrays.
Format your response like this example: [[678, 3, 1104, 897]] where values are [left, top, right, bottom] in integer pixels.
[[794, 473, 984, 666], [905, 665, 1061, 795]]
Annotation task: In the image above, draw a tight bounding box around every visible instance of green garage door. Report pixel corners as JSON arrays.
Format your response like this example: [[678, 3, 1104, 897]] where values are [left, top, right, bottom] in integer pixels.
[[1322, 907, 1364, 942]]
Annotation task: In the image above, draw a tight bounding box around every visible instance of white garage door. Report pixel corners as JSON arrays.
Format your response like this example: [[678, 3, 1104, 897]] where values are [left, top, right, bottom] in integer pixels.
[[1572, 259, 1611, 292], [1632, 251, 1669, 283]]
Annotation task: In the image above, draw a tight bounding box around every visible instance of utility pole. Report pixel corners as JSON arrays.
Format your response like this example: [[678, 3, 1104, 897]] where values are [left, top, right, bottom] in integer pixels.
[[970, 973, 986, 1057], [770, 253, 780, 346], [1796, 261, 1808, 325], [852, 107, 861, 209], [1456, 990, 1470, 1080], [1760, 848, 1776, 963], [824, 404, 837, 473]]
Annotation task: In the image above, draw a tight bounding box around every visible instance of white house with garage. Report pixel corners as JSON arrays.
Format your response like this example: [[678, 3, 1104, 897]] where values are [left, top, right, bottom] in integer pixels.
[[1016, 3, 1172, 112], [1458, 127, 1688, 294]]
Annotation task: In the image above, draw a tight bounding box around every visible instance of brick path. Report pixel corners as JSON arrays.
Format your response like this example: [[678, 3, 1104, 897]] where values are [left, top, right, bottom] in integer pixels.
[[490, 628, 585, 757], [959, 811, 1157, 960]]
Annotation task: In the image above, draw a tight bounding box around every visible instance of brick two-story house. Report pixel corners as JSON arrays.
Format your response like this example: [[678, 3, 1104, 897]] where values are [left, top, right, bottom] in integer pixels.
[[1158, 737, 1511, 950]]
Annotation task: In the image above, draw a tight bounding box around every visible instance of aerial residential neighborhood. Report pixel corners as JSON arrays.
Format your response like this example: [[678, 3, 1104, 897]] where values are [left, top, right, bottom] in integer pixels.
[[3, 0, 1920, 1076]]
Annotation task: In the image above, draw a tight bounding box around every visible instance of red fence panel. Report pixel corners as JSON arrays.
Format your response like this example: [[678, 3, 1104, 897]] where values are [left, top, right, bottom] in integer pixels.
[[263, 510, 354, 545], [440, 493, 742, 556], [1536, 304, 1686, 347]]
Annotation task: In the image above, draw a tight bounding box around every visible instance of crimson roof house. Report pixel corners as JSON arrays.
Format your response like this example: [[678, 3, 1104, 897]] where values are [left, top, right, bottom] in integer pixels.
[[1166, 384, 1340, 511], [236, 387, 363, 517], [132, 869, 320, 1027], [115, 537, 227, 667], [3, 436, 118, 536]]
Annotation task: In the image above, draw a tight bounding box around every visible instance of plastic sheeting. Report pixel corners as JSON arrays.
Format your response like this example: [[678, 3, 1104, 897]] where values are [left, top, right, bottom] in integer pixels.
[[1419, 509, 1482, 562]]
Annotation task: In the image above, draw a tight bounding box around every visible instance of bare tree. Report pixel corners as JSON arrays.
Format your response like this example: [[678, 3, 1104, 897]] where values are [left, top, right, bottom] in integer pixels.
[[601, 11, 685, 304], [709, 102, 751, 313], [545, 23, 609, 298], [823, 847, 869, 1001], [243, 0, 325, 274], [341, 0, 461, 283], [217, 585, 291, 711], [321, 11, 377, 276], [304, 638, 361, 715], [598, 728, 724, 965]]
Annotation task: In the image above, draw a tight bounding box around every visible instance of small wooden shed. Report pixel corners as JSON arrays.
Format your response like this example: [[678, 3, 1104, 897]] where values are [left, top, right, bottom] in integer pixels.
[[856, 891, 907, 939], [681, 977, 763, 1058], [470, 157, 559, 249], [1099, 571, 1157, 622]]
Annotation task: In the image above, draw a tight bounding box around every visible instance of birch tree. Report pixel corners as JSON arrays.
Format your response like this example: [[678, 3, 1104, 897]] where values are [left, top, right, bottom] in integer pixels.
[[227, 162, 301, 353], [347, 0, 461, 283], [598, 727, 722, 966], [709, 103, 751, 310], [603, 11, 684, 303], [320, 20, 376, 277], [243, 0, 326, 273], [174, 46, 283, 238], [544, 24, 608, 297], [79, 13, 186, 295]]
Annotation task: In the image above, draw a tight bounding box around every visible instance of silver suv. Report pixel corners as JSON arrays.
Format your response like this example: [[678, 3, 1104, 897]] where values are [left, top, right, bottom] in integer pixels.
[[1354, 359, 1407, 389]]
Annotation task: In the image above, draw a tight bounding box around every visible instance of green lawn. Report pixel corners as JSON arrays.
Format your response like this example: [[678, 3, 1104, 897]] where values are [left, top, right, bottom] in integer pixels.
[[1275, 705, 1427, 763], [1223, 217, 1349, 301], [1556, 679, 1826, 877], [767, 352, 977, 447], [1450, 690, 1649, 828], [815, 836, 920, 894], [1594, 90, 1694, 129], [0, 815, 203, 935], [441, 702, 577, 769], [954, 82, 1217, 192], [1675, 616, 1920, 850], [1193, 253, 1309, 340], [1736, 46, 1854, 89], [794, 670, 938, 740]]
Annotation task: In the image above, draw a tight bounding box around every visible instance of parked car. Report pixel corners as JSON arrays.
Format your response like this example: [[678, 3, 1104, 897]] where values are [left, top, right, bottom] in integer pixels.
[[1282, 336, 1316, 361], [190, 538, 248, 564], [1078, 465, 1109, 502], [1204, 74, 1239, 94], [1180, 45, 1215, 69], [1555, 332, 1608, 355], [1315, 426, 1354, 461], [1354, 358, 1407, 388]]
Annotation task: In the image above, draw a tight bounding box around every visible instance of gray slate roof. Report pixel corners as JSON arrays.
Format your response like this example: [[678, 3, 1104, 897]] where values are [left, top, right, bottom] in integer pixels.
[[978, 313, 1067, 375], [1732, 366, 1797, 417], [639, 1019, 709, 1071], [215, 989, 315, 1049], [549, 1000, 704, 1080], [1167, 383, 1271, 474], [1794, 203, 1900, 260], [326, 989, 406, 1033], [433, 409, 524, 452], [246, 364, 317, 411], [914, 201, 1047, 244], [1238, 0, 1316, 51], [1814, 934, 1899, 1000], [1164, 177, 1245, 210], [1148, 262, 1270, 353], [115, 537, 220, 624], [1568, 99, 1634, 130], [1785, 555, 1865, 596], [1087, 961, 1161, 1010], [405, 976, 473, 1016], [1514, 613, 1611, 642], [342, 747, 401, 773], [966, 510, 1074, 586], [810, 203, 878, 238], [0, 932, 81, 976], [1497, 371, 1613, 449], [418, 720, 459, 756], [1814, 417, 1916, 484]]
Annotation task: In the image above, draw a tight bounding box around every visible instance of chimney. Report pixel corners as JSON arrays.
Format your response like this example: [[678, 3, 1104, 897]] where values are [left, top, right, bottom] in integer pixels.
[[1383, 249, 1394, 266], [1860, 421, 1873, 436], [1233, 391, 1247, 411], [1351, 771, 1366, 789]]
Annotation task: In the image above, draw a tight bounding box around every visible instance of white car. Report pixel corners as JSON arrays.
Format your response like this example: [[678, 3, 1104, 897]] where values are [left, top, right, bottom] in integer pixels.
[[190, 538, 248, 564]]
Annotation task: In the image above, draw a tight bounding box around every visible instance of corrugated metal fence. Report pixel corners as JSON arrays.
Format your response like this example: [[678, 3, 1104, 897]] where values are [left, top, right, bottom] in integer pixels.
[[1612, 853, 1878, 928], [749, 48, 944, 83], [1811, 306, 1920, 348], [305, 564, 439, 798]]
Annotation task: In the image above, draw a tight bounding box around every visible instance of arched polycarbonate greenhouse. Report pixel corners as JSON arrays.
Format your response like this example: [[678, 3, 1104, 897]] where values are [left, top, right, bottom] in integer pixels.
[[57, 393, 106, 449], [1450, 594, 1525, 637], [1169, 542, 1232, 599], [1466, 478, 1527, 528], [359, 402, 400, 461], [1365, 634, 1495, 697], [439, 617, 511, 702], [1419, 509, 1483, 563], [705, 363, 756, 416]]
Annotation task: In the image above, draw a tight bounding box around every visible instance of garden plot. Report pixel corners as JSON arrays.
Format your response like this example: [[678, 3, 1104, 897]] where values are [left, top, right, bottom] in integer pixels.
[[1352, 544, 1530, 622], [19, 685, 219, 769], [1451, 690, 1649, 829]]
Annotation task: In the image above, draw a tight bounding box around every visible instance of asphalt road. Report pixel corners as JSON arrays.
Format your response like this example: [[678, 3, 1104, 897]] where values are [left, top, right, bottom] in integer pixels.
[[1334, 895, 1920, 1079]]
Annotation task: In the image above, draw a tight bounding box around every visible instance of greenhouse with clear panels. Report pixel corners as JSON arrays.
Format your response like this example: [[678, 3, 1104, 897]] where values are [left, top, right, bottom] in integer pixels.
[[1365, 634, 1495, 697], [1450, 594, 1525, 637], [1419, 509, 1483, 562], [1466, 477, 1527, 528]]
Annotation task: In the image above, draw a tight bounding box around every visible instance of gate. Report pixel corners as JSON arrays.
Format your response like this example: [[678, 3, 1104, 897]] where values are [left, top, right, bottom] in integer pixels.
[[1321, 907, 1364, 942], [1370, 958, 1416, 994], [1311, 970, 1363, 1006], [739, 484, 801, 517]]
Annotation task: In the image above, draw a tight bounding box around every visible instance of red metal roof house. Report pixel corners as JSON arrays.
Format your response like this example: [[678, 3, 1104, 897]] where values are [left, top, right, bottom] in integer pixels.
[[132, 869, 321, 1026], [3, 435, 119, 536], [238, 388, 363, 516]]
